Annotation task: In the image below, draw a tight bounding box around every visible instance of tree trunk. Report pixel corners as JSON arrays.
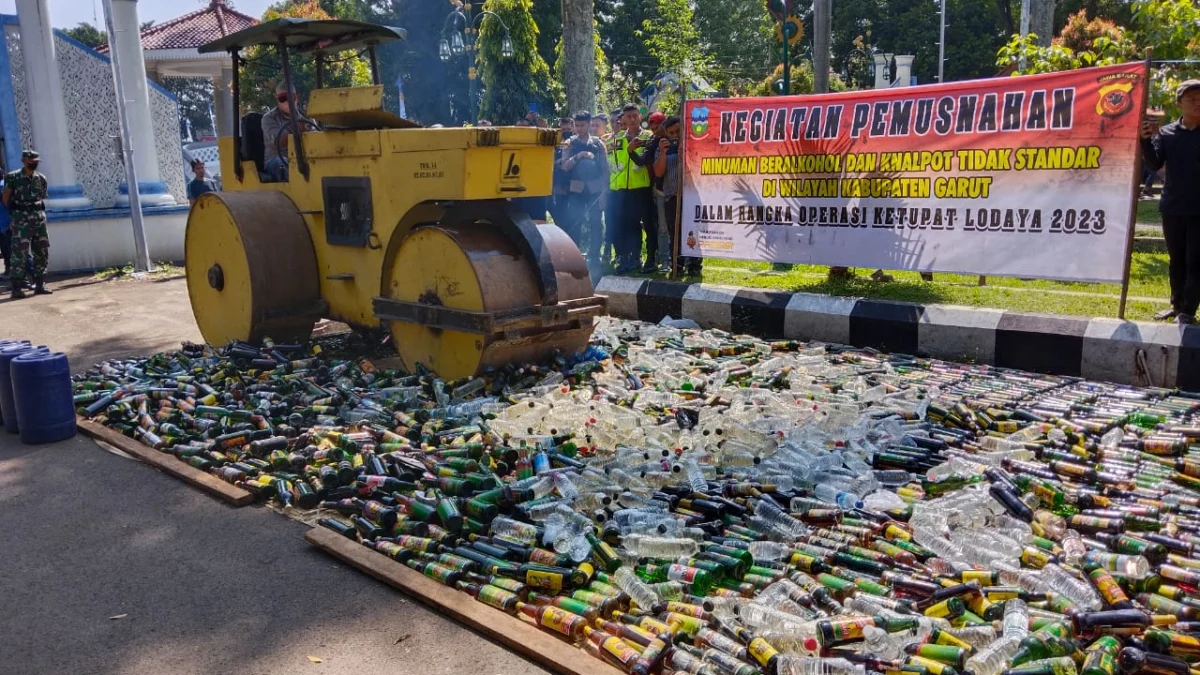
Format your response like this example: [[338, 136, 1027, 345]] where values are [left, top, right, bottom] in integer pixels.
[[1029, 0, 1057, 46], [560, 0, 596, 115]]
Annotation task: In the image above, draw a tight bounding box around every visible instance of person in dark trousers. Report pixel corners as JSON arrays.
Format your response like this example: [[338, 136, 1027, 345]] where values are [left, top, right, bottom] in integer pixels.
[[654, 117, 700, 276], [613, 104, 656, 273], [1142, 80, 1200, 324], [560, 111, 608, 262], [2, 150, 51, 298], [549, 117, 574, 230]]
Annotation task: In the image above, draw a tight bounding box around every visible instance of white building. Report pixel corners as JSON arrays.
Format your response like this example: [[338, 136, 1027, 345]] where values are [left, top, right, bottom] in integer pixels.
[[4, 0, 256, 272]]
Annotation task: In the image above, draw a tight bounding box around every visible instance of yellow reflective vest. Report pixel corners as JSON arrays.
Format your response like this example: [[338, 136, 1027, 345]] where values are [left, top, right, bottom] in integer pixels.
[[608, 129, 653, 191]]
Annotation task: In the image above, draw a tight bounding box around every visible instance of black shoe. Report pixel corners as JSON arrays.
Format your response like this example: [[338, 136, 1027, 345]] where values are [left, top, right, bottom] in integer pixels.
[[1155, 308, 1178, 321], [33, 278, 51, 295], [1177, 313, 1195, 325], [10, 279, 25, 300], [641, 260, 657, 274]]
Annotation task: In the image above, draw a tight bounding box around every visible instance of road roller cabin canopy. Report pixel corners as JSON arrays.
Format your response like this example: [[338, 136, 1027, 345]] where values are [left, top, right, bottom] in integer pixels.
[[197, 18, 405, 56]]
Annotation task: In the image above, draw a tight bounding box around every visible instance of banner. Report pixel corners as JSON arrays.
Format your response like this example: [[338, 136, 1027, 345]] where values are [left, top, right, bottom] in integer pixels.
[[680, 63, 1146, 282]]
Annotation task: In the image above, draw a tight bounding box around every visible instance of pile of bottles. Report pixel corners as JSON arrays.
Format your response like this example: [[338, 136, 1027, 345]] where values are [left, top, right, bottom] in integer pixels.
[[74, 316, 1200, 675]]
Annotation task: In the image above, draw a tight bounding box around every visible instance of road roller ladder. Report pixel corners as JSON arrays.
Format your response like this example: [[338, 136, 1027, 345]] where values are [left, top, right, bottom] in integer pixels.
[[189, 18, 605, 380]]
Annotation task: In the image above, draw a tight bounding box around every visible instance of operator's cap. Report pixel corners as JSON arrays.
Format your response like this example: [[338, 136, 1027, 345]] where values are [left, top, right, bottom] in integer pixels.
[[21, 149, 38, 159], [1177, 79, 1200, 101], [648, 111, 666, 127]]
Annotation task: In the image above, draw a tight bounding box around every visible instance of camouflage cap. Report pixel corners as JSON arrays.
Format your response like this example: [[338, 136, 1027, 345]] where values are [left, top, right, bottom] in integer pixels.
[[21, 149, 38, 159]]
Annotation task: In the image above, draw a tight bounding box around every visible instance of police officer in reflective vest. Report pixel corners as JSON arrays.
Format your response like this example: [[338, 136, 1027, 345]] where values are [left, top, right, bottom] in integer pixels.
[[2, 149, 51, 299]]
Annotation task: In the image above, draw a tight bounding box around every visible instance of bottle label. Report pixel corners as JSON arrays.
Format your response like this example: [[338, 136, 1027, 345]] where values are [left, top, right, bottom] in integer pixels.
[[477, 585, 517, 611], [573, 590, 609, 607], [539, 606, 580, 636], [667, 564, 700, 584], [423, 563, 457, 585], [601, 636, 641, 666], [528, 548, 560, 566], [961, 570, 994, 584], [526, 569, 564, 592], [666, 601, 706, 618], [827, 616, 874, 642], [791, 552, 820, 571], [1088, 568, 1129, 604], [748, 637, 780, 668]]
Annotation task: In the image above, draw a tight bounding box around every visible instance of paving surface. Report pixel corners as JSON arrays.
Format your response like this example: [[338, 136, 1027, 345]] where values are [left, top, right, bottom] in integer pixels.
[[0, 275, 549, 675], [0, 274, 202, 369]]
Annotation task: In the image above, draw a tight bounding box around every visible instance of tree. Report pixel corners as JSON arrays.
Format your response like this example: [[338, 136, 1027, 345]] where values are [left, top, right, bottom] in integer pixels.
[[996, 10, 1137, 74], [370, 0, 471, 125], [161, 78, 218, 140], [694, 0, 775, 90], [63, 22, 106, 49], [746, 60, 847, 96], [530, 0, 562, 78], [478, 0, 554, 123], [595, 0, 657, 85], [639, 0, 713, 111], [1030, 0, 1057, 46], [238, 0, 370, 112], [1129, 0, 1200, 112], [561, 0, 597, 114]]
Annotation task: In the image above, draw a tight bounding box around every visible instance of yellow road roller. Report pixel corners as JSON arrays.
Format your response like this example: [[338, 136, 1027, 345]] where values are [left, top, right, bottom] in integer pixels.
[[189, 18, 604, 380]]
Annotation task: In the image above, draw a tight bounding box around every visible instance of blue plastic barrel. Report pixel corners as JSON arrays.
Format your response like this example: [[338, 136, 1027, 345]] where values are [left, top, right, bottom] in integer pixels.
[[11, 350, 75, 444], [0, 342, 41, 433], [0, 340, 29, 426]]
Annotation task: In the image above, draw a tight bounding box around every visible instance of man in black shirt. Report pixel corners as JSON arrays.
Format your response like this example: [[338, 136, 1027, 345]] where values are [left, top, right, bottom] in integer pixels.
[[1142, 80, 1200, 324], [560, 111, 609, 260]]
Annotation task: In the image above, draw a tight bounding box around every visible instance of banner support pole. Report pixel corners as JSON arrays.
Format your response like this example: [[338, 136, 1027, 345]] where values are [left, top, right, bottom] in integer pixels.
[[671, 82, 688, 281], [1118, 50, 1153, 320]]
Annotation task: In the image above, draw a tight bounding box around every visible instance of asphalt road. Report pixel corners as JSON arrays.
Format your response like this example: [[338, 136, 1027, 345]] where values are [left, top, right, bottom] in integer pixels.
[[0, 275, 549, 675]]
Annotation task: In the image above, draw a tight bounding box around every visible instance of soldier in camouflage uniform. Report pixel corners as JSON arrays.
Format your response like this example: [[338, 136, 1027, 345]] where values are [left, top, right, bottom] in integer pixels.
[[2, 150, 51, 299]]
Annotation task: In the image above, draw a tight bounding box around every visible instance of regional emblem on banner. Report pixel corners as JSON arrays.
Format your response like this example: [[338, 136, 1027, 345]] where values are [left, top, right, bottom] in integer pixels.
[[691, 106, 710, 139], [1095, 72, 1139, 118]]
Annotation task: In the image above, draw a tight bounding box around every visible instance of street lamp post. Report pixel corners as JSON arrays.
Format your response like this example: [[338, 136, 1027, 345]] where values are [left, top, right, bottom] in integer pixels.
[[439, 3, 514, 122]]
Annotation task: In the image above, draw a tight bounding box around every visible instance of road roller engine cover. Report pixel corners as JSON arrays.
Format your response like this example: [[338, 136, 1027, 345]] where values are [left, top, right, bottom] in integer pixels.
[[186, 18, 605, 380]]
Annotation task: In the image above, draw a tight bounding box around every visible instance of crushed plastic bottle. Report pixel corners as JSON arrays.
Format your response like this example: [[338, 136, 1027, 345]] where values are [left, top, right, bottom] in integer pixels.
[[71, 317, 1200, 675]]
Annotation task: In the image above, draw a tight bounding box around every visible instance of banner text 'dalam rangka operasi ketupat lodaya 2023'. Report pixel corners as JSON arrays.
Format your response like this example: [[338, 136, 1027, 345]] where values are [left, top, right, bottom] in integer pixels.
[[681, 62, 1147, 282]]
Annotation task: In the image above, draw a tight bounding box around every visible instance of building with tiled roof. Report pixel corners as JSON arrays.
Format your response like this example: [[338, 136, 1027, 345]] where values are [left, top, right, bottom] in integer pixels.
[[108, 0, 259, 140]]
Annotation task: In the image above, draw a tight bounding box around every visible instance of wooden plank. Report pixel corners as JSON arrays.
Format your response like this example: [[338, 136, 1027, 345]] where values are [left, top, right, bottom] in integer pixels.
[[304, 527, 625, 675], [76, 417, 254, 507]]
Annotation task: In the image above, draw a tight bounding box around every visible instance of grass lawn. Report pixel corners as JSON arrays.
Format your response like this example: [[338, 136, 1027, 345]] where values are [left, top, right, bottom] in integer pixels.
[[636, 252, 1171, 322], [1137, 199, 1162, 225]]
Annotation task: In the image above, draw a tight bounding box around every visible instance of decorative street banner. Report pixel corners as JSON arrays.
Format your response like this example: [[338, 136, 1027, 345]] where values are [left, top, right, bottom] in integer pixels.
[[680, 62, 1146, 282]]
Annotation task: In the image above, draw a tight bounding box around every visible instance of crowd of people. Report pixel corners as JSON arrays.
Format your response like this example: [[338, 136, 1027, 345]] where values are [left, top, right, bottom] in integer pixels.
[[506, 105, 699, 277]]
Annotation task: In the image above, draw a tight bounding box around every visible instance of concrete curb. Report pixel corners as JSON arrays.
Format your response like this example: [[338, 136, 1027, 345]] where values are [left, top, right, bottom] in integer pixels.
[[595, 276, 1200, 390]]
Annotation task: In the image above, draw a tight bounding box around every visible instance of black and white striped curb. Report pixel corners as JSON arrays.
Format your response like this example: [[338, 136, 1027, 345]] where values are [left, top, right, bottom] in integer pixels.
[[595, 276, 1200, 390]]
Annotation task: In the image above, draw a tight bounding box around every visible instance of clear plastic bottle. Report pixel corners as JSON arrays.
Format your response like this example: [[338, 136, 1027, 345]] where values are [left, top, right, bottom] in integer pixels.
[[946, 624, 998, 649], [1038, 563, 1102, 610], [964, 636, 1019, 675], [614, 567, 663, 612], [736, 601, 818, 636], [1002, 598, 1029, 639], [749, 540, 793, 561], [776, 656, 866, 675], [490, 516, 540, 545], [861, 625, 902, 659], [552, 472, 579, 501], [683, 458, 708, 493], [623, 534, 699, 558], [1060, 529, 1088, 565], [754, 497, 809, 538]]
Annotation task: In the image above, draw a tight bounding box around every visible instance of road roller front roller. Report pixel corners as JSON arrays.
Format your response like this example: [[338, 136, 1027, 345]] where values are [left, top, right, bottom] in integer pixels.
[[185, 191, 326, 346], [376, 203, 604, 380], [190, 18, 606, 378]]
